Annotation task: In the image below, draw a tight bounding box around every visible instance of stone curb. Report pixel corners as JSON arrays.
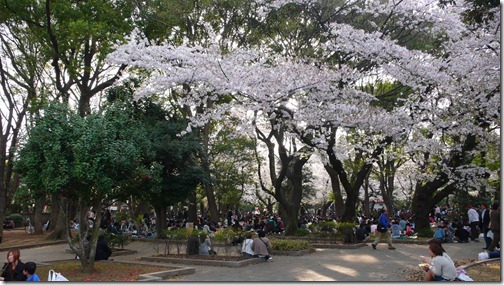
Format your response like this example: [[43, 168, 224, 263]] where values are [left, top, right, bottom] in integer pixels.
[[64, 248, 138, 256], [456, 257, 500, 271], [313, 243, 367, 249], [272, 248, 315, 256], [0, 240, 68, 252], [36, 259, 196, 282], [140, 255, 266, 267]]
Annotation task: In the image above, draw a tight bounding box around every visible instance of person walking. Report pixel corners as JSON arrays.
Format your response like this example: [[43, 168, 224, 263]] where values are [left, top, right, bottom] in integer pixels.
[[371, 209, 396, 250], [487, 202, 500, 252], [467, 204, 480, 242]]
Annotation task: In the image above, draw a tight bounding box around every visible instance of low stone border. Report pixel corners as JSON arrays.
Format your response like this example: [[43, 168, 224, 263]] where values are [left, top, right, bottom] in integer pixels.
[[140, 255, 265, 268], [0, 240, 67, 252], [64, 248, 138, 256], [272, 248, 315, 256], [36, 259, 195, 282], [456, 257, 500, 271], [313, 242, 367, 249]]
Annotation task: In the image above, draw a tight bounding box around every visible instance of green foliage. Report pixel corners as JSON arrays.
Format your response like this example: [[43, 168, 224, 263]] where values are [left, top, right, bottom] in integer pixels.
[[294, 228, 311, 237], [166, 228, 191, 240], [271, 239, 313, 251], [336, 222, 357, 233], [213, 228, 236, 243], [416, 227, 434, 238], [113, 212, 129, 223], [6, 213, 23, 227], [103, 232, 131, 249], [319, 221, 337, 231]]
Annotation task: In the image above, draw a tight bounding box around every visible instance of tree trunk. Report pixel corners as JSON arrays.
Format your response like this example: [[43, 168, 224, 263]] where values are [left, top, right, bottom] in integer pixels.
[[48, 195, 59, 231], [47, 198, 68, 240], [34, 196, 44, 234], [324, 164, 344, 218], [411, 186, 433, 233], [187, 189, 197, 223], [154, 206, 167, 237]]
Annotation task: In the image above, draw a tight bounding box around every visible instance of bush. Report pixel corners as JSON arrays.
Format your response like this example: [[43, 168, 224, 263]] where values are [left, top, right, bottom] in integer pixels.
[[271, 239, 313, 251], [103, 231, 131, 249], [166, 228, 191, 240], [6, 213, 23, 228], [416, 227, 434, 238], [213, 228, 236, 244], [113, 212, 129, 223], [319, 221, 337, 232], [294, 228, 311, 236]]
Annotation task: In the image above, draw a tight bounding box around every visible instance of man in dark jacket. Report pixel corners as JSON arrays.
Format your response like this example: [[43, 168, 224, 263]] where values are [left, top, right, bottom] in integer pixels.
[[488, 202, 500, 252], [479, 203, 491, 249], [95, 235, 112, 261]]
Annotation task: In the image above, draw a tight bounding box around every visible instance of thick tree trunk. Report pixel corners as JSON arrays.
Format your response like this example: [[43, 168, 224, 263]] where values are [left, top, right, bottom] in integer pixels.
[[187, 189, 197, 223], [47, 198, 68, 240], [411, 187, 434, 233], [277, 151, 308, 236], [34, 196, 44, 234], [154, 206, 167, 237], [48, 195, 59, 231], [324, 164, 344, 218]]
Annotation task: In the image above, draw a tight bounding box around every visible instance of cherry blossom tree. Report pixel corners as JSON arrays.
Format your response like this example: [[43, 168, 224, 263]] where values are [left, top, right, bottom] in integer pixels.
[[109, 0, 499, 231]]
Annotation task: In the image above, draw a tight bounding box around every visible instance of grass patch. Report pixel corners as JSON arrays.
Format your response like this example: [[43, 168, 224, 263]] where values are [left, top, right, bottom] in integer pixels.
[[38, 260, 171, 281]]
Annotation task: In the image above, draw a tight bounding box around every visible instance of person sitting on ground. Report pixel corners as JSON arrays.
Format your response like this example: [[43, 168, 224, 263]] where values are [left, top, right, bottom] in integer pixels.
[[263, 217, 277, 234], [421, 242, 457, 281], [0, 249, 27, 281], [95, 235, 112, 261], [275, 217, 284, 234], [23, 262, 40, 282], [251, 230, 272, 260], [454, 222, 469, 243], [405, 222, 414, 236], [241, 232, 255, 258], [399, 218, 407, 232], [391, 220, 401, 238], [433, 223, 446, 243], [198, 234, 212, 256]]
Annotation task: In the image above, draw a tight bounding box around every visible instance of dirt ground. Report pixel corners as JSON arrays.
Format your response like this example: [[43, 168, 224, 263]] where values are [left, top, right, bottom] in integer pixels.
[[0, 228, 56, 248]]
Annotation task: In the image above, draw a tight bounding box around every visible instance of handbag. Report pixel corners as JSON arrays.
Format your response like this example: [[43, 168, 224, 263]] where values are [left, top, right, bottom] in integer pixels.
[[48, 269, 69, 281], [259, 237, 272, 260], [377, 222, 387, 233]]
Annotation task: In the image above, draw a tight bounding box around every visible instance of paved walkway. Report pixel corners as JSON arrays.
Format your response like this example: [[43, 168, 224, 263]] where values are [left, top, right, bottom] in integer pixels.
[[17, 239, 490, 282]]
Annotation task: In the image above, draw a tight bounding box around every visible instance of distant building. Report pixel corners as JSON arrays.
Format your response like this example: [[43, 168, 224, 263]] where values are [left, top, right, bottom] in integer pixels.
[[371, 199, 387, 211]]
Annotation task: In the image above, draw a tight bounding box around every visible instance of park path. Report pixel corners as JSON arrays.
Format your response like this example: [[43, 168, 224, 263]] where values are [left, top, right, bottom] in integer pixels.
[[16, 238, 488, 282]]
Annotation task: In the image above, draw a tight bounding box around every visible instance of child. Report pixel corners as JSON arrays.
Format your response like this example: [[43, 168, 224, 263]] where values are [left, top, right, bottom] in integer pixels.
[[23, 262, 40, 282]]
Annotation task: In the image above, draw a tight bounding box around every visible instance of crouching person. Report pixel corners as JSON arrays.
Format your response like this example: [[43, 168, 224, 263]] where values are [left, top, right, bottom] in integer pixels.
[[251, 230, 272, 261]]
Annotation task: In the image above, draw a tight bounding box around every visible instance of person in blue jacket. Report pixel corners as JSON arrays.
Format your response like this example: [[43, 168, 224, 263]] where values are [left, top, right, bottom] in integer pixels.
[[372, 209, 396, 250]]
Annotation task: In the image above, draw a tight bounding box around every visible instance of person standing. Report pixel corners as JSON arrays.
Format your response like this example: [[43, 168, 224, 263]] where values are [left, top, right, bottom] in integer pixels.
[[0, 249, 27, 281], [487, 202, 500, 252], [467, 204, 480, 242], [479, 203, 491, 249], [371, 209, 396, 250]]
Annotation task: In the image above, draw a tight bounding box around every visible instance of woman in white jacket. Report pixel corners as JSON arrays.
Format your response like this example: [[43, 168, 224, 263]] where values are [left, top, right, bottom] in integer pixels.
[[241, 232, 255, 258]]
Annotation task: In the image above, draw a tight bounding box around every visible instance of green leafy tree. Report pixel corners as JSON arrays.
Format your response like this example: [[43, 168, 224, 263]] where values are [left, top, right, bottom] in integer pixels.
[[15, 102, 151, 272]]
